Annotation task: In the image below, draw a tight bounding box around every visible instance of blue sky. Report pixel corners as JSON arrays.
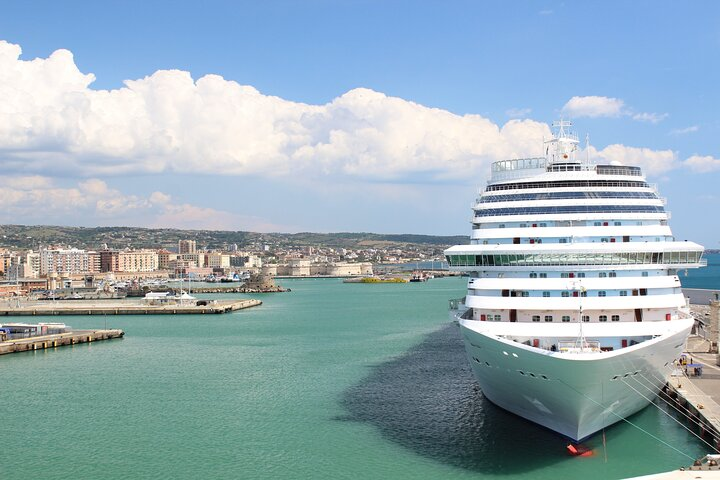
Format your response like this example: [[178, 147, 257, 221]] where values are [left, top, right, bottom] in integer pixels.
[[0, 1, 718, 245]]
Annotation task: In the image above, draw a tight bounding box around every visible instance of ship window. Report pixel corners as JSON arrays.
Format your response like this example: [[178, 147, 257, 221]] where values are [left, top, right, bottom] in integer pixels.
[[609, 272, 617, 277], [598, 291, 607, 297], [561, 316, 570, 322], [642, 272, 649, 277], [577, 273, 585, 278], [615, 222, 621, 226], [598, 272, 607, 278], [539, 273, 547, 278], [520, 224, 527, 228], [499, 224, 505, 228], [639, 289, 647, 296], [532, 315, 540, 322], [561, 273, 569, 278], [539, 223, 547, 227], [494, 314, 502, 321], [502, 289, 510, 297], [594, 222, 602, 226], [620, 290, 628, 296], [559, 238, 567, 243], [561, 291, 569, 297], [601, 238, 609, 243], [612, 315, 620, 322], [521, 291, 529, 297], [599, 315, 608, 322], [542, 291, 550, 297], [529, 273, 537, 278], [582, 315, 590, 322], [544, 315, 553, 322]]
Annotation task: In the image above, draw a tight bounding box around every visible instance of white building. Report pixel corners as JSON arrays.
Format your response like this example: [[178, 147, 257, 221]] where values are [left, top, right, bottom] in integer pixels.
[[40, 248, 89, 275]]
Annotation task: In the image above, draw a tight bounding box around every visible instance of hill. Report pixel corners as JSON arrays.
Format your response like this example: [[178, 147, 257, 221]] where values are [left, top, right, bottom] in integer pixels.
[[0, 225, 468, 251]]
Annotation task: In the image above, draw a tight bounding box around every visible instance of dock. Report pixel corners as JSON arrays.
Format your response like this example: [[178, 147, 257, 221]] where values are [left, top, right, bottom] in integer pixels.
[[0, 299, 262, 316], [0, 329, 124, 355], [663, 345, 720, 452]]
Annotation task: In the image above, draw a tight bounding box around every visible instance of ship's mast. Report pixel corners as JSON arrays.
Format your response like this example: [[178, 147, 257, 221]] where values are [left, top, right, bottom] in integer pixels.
[[545, 120, 580, 165]]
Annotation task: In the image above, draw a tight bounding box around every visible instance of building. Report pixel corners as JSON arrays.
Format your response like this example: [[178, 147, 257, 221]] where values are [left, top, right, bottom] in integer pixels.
[[178, 240, 197, 254], [87, 251, 101, 273], [206, 253, 230, 269], [157, 250, 177, 270], [100, 249, 119, 273], [180, 253, 205, 268], [24, 251, 41, 278], [40, 248, 89, 275], [117, 249, 159, 272]]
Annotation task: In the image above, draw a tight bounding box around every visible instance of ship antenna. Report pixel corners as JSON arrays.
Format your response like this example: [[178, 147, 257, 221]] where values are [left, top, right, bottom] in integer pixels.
[[585, 133, 590, 165]]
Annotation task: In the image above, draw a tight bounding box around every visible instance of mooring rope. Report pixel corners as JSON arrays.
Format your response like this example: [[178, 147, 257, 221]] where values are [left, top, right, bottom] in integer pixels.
[[557, 378, 696, 461]]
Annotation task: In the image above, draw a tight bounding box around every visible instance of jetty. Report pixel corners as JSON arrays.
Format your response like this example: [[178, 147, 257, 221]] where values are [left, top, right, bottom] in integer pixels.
[[0, 329, 124, 355], [658, 298, 720, 452], [0, 299, 261, 316]]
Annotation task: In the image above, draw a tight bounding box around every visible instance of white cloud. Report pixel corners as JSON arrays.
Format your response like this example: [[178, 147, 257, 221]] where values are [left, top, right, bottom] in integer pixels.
[[562, 95, 667, 124], [631, 112, 668, 124], [0, 175, 288, 231], [683, 155, 720, 173], [587, 144, 678, 176], [671, 125, 699, 135], [0, 40, 554, 182], [562, 96, 625, 118], [505, 107, 531, 118]]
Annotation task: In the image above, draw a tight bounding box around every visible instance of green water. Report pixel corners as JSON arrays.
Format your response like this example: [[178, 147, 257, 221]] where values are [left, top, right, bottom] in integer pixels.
[[0, 278, 706, 479]]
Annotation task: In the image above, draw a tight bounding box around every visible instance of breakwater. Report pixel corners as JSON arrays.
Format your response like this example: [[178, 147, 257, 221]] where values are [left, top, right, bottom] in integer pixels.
[[0, 299, 261, 315], [0, 329, 124, 355]]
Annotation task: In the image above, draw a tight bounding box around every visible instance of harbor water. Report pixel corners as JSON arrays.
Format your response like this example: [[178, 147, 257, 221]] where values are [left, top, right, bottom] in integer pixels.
[[1, 270, 718, 479]]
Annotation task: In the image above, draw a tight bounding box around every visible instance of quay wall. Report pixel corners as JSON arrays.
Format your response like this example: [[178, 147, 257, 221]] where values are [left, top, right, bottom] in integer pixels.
[[684, 288, 720, 305]]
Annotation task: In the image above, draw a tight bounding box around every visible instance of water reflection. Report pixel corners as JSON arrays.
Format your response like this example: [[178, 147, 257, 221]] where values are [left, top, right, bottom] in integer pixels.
[[339, 323, 569, 474]]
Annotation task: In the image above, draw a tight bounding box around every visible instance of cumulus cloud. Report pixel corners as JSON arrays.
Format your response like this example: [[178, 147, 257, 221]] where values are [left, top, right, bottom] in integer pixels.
[[586, 145, 678, 176], [0, 40, 552, 182], [562, 95, 667, 124], [683, 155, 720, 173], [563, 96, 625, 118], [0, 175, 287, 231]]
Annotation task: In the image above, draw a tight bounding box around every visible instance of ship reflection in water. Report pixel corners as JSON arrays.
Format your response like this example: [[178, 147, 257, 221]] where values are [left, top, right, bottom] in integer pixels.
[[339, 323, 569, 474]]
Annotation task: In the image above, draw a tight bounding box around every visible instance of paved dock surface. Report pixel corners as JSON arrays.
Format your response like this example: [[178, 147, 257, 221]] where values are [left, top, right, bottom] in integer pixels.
[[0, 299, 262, 315], [0, 329, 124, 355]]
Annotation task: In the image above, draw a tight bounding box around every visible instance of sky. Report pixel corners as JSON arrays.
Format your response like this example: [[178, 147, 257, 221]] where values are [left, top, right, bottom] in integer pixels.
[[0, 1, 718, 245]]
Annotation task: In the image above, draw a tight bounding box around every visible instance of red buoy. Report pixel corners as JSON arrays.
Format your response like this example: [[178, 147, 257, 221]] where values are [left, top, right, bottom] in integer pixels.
[[567, 444, 594, 457]]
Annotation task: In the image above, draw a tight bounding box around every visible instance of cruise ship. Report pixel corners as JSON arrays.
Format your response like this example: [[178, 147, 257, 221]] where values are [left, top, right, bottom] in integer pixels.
[[445, 121, 705, 441]]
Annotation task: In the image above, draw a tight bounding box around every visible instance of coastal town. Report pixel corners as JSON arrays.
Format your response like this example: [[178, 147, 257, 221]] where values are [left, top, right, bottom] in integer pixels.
[[0, 229, 457, 297]]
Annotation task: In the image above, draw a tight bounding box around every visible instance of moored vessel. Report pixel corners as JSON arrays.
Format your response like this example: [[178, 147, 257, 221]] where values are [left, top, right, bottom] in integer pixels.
[[445, 121, 705, 441]]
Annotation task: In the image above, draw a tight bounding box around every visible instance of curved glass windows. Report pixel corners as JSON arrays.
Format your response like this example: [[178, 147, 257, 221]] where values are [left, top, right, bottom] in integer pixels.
[[479, 191, 659, 203], [474, 205, 665, 217], [486, 180, 649, 192], [446, 250, 702, 267]]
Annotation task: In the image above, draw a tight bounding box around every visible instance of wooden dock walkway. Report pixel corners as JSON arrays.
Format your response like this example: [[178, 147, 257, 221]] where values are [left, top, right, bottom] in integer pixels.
[[0, 299, 262, 316], [0, 329, 124, 355]]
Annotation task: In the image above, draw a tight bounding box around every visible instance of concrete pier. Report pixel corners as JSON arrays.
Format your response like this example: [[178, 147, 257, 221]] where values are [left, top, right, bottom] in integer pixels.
[[0, 299, 262, 316], [663, 347, 720, 451], [0, 329, 124, 355]]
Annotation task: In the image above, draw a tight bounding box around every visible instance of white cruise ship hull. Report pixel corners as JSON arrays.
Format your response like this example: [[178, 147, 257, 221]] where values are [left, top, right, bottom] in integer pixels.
[[457, 317, 693, 441]]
